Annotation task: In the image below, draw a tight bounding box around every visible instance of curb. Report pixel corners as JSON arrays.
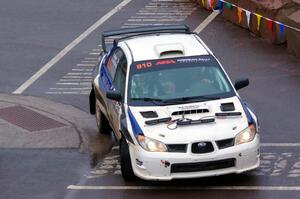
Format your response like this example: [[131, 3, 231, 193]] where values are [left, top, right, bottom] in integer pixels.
[[0, 93, 97, 151]]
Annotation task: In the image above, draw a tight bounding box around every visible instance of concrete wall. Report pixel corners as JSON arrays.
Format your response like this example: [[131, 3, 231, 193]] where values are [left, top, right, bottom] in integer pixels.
[[194, 0, 300, 58]]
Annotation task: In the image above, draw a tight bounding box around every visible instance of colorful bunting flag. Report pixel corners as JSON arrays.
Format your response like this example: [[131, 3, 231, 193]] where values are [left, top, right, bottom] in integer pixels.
[[256, 14, 262, 31], [267, 20, 273, 32], [199, 0, 300, 34], [206, 0, 210, 9], [245, 10, 251, 28], [237, 7, 243, 24], [268, 20, 275, 39], [210, 0, 214, 10], [218, 0, 223, 13], [226, 2, 232, 9], [279, 23, 285, 38]]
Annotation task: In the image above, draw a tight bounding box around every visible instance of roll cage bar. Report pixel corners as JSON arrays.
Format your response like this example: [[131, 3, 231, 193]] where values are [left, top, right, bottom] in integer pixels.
[[101, 25, 191, 52]]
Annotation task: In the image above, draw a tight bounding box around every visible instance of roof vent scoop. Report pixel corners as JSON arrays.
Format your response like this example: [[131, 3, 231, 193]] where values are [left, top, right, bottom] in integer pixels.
[[155, 43, 184, 58]]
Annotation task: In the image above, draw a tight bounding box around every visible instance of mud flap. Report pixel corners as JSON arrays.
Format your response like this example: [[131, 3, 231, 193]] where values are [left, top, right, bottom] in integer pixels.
[[89, 88, 95, 115]]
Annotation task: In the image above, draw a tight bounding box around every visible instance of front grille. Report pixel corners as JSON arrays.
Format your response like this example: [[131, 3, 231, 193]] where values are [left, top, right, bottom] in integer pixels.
[[216, 138, 235, 149], [191, 142, 214, 154], [167, 144, 187, 153], [171, 158, 236, 173]]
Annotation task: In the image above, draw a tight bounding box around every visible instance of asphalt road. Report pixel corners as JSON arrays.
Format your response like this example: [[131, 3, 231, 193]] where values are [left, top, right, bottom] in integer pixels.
[[0, 0, 300, 198], [0, 149, 89, 199], [0, 0, 122, 94]]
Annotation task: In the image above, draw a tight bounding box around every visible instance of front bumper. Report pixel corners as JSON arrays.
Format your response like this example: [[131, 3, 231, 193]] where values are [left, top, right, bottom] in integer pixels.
[[129, 134, 260, 181]]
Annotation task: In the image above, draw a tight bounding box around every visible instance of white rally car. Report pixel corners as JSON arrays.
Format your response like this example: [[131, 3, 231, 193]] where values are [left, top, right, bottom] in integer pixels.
[[89, 25, 260, 181]]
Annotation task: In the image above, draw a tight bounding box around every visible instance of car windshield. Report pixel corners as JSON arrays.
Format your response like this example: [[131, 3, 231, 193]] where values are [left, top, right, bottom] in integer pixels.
[[128, 56, 235, 106]]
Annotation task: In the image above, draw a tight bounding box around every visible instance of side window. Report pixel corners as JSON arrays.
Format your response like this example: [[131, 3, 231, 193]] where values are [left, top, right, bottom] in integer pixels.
[[106, 48, 123, 78], [113, 55, 127, 99]]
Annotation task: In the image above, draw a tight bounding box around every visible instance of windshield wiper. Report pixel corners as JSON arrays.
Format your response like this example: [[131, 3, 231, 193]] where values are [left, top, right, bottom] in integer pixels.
[[163, 96, 221, 104], [130, 97, 164, 102], [145, 117, 172, 125], [130, 97, 164, 105]]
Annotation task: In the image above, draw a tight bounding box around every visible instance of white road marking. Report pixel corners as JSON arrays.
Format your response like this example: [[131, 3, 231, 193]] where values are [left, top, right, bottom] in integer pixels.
[[123, 23, 173, 26], [82, 60, 97, 63], [46, 91, 89, 95], [71, 69, 93, 71], [67, 185, 300, 191], [89, 52, 101, 55], [128, 19, 184, 22], [56, 82, 90, 85], [62, 76, 92, 79], [141, 9, 194, 13], [130, 16, 191, 19], [50, 87, 90, 90], [76, 63, 95, 67], [85, 57, 98, 60], [47, 0, 196, 96], [143, 8, 195, 12], [13, 0, 132, 94], [67, 72, 92, 75], [194, 10, 219, 34], [112, 146, 119, 150], [137, 12, 194, 16], [59, 79, 91, 82]]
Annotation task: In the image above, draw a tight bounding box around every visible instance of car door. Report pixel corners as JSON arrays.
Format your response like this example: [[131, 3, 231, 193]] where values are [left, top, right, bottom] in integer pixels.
[[96, 54, 115, 117], [97, 47, 122, 115], [106, 48, 127, 138]]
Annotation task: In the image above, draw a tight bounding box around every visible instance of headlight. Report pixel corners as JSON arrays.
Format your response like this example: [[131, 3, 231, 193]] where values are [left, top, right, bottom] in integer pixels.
[[137, 135, 167, 152], [235, 124, 257, 145]]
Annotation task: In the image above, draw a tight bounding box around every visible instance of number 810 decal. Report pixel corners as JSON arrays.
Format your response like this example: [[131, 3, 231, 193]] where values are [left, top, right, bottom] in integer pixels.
[[136, 62, 152, 70]]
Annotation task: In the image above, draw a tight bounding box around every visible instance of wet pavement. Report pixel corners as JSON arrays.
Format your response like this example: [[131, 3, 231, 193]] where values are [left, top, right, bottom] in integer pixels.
[[0, 0, 300, 198], [0, 149, 89, 199]]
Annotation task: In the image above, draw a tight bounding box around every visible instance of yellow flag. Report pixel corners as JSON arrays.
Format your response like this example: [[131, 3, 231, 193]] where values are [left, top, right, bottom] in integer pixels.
[[202, 0, 205, 7], [256, 14, 262, 31]]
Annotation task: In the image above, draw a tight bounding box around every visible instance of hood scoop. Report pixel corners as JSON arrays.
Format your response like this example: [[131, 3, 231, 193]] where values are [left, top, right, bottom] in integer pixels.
[[220, 102, 235, 112], [140, 111, 158, 118], [171, 108, 209, 116]]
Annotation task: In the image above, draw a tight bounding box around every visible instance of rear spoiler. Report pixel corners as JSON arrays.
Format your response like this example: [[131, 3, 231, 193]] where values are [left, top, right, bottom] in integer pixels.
[[101, 25, 190, 52]]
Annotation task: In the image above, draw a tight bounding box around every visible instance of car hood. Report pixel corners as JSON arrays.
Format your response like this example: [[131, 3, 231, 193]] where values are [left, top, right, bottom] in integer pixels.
[[127, 96, 249, 144]]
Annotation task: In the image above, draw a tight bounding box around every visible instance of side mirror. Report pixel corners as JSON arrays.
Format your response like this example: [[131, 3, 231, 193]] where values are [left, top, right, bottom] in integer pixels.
[[106, 90, 122, 102], [234, 78, 249, 91]]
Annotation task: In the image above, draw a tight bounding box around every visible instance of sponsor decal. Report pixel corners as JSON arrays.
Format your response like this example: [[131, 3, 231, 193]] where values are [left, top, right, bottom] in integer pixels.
[[133, 56, 215, 73], [136, 59, 176, 70], [156, 59, 176, 65], [177, 57, 210, 63], [177, 104, 200, 110]]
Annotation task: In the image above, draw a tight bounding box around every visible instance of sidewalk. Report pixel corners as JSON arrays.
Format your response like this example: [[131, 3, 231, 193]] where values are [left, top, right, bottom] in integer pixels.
[[0, 93, 97, 150]]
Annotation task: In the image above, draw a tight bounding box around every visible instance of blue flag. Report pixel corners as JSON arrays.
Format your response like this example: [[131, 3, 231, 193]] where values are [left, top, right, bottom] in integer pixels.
[[279, 23, 285, 38], [219, 0, 224, 13]]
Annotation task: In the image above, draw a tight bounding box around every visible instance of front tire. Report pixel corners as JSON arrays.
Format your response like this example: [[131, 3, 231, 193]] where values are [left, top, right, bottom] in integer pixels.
[[95, 99, 110, 134], [120, 138, 135, 181]]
